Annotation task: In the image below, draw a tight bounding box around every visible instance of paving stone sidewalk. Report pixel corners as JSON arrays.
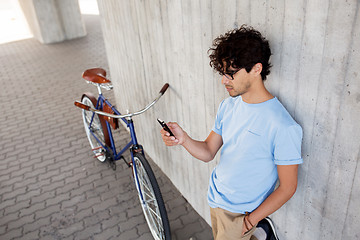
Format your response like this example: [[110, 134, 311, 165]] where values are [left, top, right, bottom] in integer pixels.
[[0, 14, 213, 240]]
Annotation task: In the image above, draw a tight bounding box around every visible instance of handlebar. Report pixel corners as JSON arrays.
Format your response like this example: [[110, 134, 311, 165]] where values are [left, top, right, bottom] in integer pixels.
[[74, 83, 170, 119], [159, 83, 169, 95]]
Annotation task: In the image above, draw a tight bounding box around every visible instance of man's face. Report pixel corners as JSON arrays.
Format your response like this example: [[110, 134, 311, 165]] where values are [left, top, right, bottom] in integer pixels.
[[221, 65, 252, 97]]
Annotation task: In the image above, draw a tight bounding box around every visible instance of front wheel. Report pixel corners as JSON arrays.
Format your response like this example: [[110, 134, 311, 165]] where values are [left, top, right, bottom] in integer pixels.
[[132, 153, 171, 240]]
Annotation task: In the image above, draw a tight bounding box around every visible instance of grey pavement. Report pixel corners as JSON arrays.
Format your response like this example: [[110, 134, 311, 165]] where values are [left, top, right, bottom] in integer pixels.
[[0, 14, 212, 240]]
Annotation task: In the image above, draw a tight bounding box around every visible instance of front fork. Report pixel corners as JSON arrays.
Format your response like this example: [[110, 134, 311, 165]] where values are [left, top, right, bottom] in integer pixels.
[[130, 145, 146, 204]]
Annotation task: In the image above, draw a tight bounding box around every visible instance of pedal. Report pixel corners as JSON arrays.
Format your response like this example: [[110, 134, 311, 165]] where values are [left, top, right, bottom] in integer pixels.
[[93, 153, 104, 158], [120, 156, 131, 168], [92, 146, 104, 158], [92, 146, 103, 151]]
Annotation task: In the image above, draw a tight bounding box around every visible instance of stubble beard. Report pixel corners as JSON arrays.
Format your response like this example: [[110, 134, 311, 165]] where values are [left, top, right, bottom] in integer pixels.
[[227, 82, 251, 98]]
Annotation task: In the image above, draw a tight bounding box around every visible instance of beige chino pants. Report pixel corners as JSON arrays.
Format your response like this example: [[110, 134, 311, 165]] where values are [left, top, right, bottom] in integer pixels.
[[210, 207, 258, 240]]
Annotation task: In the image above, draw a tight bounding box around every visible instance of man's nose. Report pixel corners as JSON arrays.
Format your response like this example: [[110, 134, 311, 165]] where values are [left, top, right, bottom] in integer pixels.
[[221, 76, 229, 85]]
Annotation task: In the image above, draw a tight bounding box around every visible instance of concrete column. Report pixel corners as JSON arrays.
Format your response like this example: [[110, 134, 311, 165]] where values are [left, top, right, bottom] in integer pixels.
[[18, 0, 86, 44]]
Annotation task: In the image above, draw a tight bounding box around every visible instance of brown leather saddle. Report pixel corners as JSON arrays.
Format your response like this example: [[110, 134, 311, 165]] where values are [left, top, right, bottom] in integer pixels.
[[82, 68, 118, 129], [82, 68, 111, 84]]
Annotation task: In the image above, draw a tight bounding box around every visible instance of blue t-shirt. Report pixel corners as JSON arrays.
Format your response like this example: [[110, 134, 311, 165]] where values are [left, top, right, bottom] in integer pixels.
[[208, 96, 303, 213]]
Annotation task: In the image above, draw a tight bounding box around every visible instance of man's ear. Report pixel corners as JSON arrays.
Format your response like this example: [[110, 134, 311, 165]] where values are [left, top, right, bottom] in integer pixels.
[[251, 63, 262, 76]]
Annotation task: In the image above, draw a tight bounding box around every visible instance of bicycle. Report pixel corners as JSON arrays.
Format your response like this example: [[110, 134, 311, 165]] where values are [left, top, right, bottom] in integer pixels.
[[74, 68, 171, 240]]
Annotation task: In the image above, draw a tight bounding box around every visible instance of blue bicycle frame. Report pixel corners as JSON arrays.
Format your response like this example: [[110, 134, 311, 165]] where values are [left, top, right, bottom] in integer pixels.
[[88, 93, 142, 161], [80, 82, 169, 168], [85, 92, 148, 205]]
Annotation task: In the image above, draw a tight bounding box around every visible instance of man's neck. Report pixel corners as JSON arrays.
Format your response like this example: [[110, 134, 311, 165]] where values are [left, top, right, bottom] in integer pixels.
[[241, 80, 274, 104]]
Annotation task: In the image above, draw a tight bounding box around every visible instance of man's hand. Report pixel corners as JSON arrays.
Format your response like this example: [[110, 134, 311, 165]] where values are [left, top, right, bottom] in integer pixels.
[[242, 214, 256, 236], [160, 122, 187, 146], [160, 123, 222, 162]]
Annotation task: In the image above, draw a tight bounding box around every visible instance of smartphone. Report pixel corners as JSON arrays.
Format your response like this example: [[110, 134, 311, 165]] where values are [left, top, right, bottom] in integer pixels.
[[157, 118, 175, 137]]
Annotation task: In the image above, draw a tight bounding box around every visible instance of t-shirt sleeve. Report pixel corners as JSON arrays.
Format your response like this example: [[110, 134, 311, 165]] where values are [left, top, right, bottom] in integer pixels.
[[212, 101, 224, 136], [274, 124, 303, 165]]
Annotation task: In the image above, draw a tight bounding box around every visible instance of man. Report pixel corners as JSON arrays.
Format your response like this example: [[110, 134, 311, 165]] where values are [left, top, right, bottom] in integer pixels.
[[160, 25, 303, 240]]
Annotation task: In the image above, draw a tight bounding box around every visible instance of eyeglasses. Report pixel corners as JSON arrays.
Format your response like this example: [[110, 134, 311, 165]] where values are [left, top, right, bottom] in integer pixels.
[[222, 69, 240, 80]]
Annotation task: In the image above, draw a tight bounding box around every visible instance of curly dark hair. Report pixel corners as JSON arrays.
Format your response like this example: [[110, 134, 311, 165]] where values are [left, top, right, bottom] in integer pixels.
[[208, 25, 272, 80]]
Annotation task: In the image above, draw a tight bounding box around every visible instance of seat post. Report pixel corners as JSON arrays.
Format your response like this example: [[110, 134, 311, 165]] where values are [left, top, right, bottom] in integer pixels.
[[97, 85, 102, 95]]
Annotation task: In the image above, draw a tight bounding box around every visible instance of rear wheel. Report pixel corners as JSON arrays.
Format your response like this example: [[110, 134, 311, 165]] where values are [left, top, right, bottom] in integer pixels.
[[81, 93, 110, 162], [132, 153, 171, 240]]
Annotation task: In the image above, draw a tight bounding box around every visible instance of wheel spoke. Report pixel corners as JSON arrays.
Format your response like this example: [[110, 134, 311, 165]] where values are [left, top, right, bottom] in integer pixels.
[[147, 205, 162, 225], [84, 113, 103, 140], [138, 177, 156, 199]]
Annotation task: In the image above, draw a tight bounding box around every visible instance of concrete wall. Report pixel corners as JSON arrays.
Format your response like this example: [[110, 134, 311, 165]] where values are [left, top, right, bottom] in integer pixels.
[[97, 0, 360, 239], [18, 0, 86, 44]]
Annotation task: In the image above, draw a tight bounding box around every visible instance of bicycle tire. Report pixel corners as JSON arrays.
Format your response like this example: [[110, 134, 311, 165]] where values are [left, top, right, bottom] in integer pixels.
[[132, 153, 171, 240], [81, 93, 110, 162]]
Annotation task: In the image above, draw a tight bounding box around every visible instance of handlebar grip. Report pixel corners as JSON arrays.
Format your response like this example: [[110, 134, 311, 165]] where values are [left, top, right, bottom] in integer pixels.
[[74, 101, 90, 111], [159, 83, 170, 95]]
